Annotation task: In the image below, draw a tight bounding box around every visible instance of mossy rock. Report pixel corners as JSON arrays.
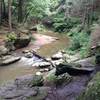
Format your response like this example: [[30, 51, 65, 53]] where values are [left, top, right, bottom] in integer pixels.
[[32, 75, 44, 86], [45, 72, 72, 86], [77, 72, 100, 100]]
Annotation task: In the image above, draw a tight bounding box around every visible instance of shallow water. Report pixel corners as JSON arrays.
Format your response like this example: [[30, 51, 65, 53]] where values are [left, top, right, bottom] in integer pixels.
[[0, 31, 69, 85]]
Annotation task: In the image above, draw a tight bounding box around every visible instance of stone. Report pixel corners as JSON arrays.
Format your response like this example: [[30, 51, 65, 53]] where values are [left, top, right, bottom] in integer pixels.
[[0, 88, 38, 100], [45, 69, 72, 86], [36, 72, 42, 76], [56, 73, 72, 85], [14, 35, 31, 49], [22, 49, 30, 53], [14, 74, 34, 88], [32, 75, 44, 86], [40, 68, 50, 73], [56, 63, 94, 76], [0, 55, 21, 66], [51, 52, 63, 60], [25, 52, 33, 58], [32, 62, 51, 68], [0, 46, 8, 56], [52, 59, 64, 65]]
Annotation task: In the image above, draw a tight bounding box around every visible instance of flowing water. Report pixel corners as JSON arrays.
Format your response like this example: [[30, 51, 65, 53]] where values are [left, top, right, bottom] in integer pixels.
[[0, 31, 69, 85]]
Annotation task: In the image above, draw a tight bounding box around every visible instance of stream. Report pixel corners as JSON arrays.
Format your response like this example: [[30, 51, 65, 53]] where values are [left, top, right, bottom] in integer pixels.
[[0, 31, 69, 85]]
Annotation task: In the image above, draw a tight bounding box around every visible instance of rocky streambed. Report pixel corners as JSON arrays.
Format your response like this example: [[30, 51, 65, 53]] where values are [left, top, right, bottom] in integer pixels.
[[0, 31, 97, 100]]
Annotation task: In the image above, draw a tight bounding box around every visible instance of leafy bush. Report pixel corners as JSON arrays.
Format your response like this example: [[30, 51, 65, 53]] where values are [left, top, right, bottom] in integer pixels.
[[52, 16, 81, 33], [67, 32, 91, 58]]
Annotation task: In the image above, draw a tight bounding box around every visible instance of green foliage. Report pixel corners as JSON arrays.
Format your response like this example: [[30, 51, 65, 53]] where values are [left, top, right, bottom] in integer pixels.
[[25, 0, 59, 21], [67, 32, 90, 58], [6, 32, 17, 42], [77, 72, 100, 100], [52, 16, 81, 33]]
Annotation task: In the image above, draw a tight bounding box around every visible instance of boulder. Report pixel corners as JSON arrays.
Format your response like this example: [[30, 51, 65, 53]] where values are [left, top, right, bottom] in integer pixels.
[[51, 52, 63, 60], [0, 55, 21, 66], [0, 86, 38, 100], [32, 75, 44, 86], [0, 46, 8, 56], [45, 69, 72, 86], [56, 63, 94, 76], [14, 35, 31, 49], [55, 73, 72, 85], [32, 62, 51, 68], [14, 74, 35, 88], [25, 52, 33, 58]]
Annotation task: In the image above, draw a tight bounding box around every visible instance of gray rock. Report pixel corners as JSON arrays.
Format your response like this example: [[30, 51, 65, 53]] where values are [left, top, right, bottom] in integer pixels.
[[14, 74, 34, 88], [0, 55, 21, 66], [0, 46, 8, 56], [25, 52, 33, 58], [32, 62, 51, 68], [51, 52, 63, 60], [32, 75, 44, 86]]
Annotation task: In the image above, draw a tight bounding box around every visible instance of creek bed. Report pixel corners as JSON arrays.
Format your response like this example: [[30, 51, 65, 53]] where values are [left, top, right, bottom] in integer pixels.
[[0, 31, 69, 85]]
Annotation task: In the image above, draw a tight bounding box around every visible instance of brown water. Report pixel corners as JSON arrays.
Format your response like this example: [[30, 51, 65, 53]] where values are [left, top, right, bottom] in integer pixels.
[[0, 31, 69, 85]]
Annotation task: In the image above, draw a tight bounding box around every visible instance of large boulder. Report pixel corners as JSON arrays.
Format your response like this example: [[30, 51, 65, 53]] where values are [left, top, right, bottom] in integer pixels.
[[45, 68, 72, 86], [77, 72, 100, 100], [14, 35, 31, 49], [56, 63, 94, 76]]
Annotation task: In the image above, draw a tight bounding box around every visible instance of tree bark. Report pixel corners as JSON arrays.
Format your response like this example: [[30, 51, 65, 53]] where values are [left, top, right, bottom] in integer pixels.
[[18, 0, 23, 23], [8, 0, 12, 32], [0, 0, 2, 25]]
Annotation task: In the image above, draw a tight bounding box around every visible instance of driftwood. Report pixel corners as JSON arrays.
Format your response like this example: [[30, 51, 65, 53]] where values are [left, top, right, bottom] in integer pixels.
[[31, 50, 56, 68]]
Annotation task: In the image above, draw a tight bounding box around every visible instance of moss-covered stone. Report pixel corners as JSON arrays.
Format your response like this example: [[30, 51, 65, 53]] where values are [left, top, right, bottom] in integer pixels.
[[77, 72, 100, 100], [45, 72, 72, 86], [32, 75, 44, 86]]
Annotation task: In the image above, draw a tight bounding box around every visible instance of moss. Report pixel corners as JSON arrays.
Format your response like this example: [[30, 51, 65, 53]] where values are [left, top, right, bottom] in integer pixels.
[[77, 72, 100, 100]]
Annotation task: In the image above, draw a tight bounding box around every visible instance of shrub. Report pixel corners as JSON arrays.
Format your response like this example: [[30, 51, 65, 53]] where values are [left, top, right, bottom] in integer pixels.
[[67, 32, 91, 58], [52, 16, 81, 33]]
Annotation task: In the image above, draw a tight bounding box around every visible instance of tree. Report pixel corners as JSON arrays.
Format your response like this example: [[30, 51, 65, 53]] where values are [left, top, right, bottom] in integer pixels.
[[8, 0, 12, 31], [18, 0, 23, 23], [0, 0, 2, 25]]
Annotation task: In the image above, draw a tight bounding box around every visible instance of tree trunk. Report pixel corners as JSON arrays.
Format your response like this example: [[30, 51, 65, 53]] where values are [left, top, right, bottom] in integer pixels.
[[18, 0, 23, 23], [0, 0, 2, 25], [8, 0, 12, 32]]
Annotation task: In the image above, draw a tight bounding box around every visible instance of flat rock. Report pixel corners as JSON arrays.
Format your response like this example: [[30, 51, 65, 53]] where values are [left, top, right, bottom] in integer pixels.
[[0, 55, 21, 66], [0, 46, 8, 56], [14, 74, 34, 88], [56, 63, 95, 76], [32, 62, 51, 68], [51, 52, 63, 60]]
